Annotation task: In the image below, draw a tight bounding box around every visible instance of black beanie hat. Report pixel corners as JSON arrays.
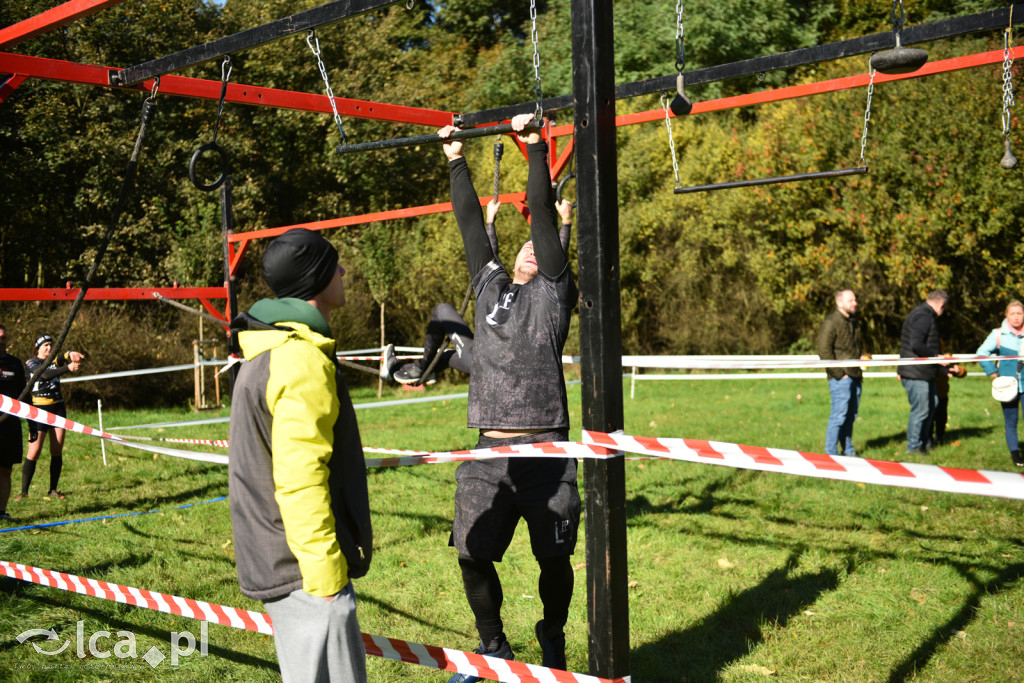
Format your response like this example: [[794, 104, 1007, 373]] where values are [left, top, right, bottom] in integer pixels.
[[262, 229, 339, 300], [34, 334, 53, 351]]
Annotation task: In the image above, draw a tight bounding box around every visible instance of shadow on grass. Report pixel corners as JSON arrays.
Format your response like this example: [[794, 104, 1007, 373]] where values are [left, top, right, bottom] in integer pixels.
[[631, 553, 840, 683], [886, 560, 1024, 683], [9, 483, 228, 528], [359, 593, 470, 637], [0, 591, 277, 672], [627, 471, 747, 519], [863, 426, 990, 452]]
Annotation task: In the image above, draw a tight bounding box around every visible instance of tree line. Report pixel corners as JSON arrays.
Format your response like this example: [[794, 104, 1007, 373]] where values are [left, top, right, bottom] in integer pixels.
[[1, 0, 1021, 387]]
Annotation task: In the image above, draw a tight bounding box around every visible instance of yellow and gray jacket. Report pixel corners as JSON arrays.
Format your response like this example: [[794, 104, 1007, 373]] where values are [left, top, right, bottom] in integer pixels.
[[228, 298, 372, 601]]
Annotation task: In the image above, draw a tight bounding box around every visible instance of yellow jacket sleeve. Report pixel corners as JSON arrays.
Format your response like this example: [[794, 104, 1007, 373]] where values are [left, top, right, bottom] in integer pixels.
[[266, 338, 348, 597]]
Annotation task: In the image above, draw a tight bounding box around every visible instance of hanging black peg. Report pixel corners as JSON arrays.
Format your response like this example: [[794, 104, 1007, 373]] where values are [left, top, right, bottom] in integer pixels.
[[669, 73, 693, 117]]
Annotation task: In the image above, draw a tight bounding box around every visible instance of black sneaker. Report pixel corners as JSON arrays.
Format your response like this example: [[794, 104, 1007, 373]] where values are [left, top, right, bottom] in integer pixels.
[[535, 620, 566, 670], [379, 344, 397, 380], [1012, 450, 1024, 467], [394, 364, 423, 385], [447, 640, 514, 683]]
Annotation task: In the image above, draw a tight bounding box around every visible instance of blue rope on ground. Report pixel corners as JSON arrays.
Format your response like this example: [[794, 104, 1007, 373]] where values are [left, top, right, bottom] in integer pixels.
[[0, 496, 226, 534]]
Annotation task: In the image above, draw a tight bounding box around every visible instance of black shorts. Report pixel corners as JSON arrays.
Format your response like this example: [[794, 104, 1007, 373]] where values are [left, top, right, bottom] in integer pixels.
[[0, 416, 23, 468], [450, 430, 581, 562], [30, 402, 66, 432]]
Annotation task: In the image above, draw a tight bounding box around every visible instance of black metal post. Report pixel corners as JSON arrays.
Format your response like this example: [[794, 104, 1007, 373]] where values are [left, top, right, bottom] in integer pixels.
[[571, 0, 629, 678], [111, 0, 399, 86], [220, 175, 239, 384]]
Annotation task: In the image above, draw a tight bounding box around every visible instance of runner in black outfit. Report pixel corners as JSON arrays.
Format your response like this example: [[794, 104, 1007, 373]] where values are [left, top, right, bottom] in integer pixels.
[[0, 325, 29, 523], [383, 198, 573, 387], [441, 113, 579, 681]]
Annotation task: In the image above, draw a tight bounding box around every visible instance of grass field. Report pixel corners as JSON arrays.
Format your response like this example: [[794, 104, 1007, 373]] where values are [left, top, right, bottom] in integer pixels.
[[1, 372, 1022, 682]]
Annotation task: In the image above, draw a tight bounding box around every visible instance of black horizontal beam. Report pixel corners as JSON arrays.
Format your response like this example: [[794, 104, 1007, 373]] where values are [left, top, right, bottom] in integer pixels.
[[460, 5, 1023, 127], [674, 166, 868, 194], [111, 0, 399, 86], [334, 119, 541, 155]]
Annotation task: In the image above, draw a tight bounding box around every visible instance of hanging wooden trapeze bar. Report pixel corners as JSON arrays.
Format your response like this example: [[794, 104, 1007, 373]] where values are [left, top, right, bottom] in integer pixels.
[[334, 118, 542, 155], [673, 166, 868, 194]]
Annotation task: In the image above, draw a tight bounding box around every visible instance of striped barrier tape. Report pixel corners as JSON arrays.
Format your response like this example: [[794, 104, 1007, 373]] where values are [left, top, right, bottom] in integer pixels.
[[120, 435, 231, 448], [0, 561, 626, 683], [7, 394, 1024, 501], [0, 396, 227, 465], [582, 430, 1024, 501]]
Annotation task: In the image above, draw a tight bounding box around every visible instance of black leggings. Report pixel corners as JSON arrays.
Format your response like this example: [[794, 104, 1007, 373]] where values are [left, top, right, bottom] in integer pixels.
[[458, 554, 573, 650]]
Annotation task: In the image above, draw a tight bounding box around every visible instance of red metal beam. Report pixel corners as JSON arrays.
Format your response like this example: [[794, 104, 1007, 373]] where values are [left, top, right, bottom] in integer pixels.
[[608, 45, 1024, 129], [0, 287, 227, 302], [0, 52, 455, 126], [228, 191, 530, 243], [0, 74, 27, 104], [0, 0, 128, 50]]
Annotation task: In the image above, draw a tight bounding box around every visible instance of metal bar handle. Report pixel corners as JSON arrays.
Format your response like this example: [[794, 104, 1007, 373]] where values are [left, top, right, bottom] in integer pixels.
[[674, 166, 867, 194], [335, 119, 542, 155]]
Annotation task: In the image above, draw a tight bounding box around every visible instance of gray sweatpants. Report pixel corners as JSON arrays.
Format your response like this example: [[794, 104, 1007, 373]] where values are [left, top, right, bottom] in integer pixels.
[[263, 582, 366, 682]]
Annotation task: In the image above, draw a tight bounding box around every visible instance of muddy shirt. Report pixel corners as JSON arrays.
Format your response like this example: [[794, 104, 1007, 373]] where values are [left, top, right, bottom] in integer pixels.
[[449, 143, 577, 430]]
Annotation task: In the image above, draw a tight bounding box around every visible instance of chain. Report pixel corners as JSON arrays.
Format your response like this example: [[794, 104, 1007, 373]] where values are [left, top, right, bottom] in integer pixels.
[[858, 67, 876, 168], [660, 94, 681, 187], [890, 0, 906, 46], [1003, 25, 1016, 139], [530, 0, 543, 118], [675, 0, 685, 73], [306, 30, 348, 146], [149, 76, 160, 101], [211, 56, 231, 144]]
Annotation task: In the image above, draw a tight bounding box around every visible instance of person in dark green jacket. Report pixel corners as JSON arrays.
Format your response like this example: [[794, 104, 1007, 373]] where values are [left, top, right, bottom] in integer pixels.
[[816, 289, 863, 456], [229, 228, 373, 682]]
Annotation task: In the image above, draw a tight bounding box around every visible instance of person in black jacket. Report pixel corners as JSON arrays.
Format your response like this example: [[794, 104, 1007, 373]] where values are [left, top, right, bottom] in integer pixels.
[[0, 325, 28, 523], [899, 290, 949, 454]]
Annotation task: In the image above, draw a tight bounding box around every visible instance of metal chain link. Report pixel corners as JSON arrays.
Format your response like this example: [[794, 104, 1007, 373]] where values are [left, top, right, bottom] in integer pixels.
[[858, 67, 876, 168], [211, 56, 231, 144], [306, 30, 348, 146], [675, 0, 685, 73], [1003, 26, 1016, 139], [492, 136, 503, 203], [530, 0, 543, 118], [661, 94, 681, 187], [890, 0, 907, 46]]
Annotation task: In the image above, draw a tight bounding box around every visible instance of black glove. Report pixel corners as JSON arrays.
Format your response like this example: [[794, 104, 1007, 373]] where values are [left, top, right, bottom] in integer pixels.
[[28, 425, 38, 443]]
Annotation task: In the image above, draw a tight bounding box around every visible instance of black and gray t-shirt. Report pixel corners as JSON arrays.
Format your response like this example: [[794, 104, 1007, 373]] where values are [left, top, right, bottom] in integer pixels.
[[469, 260, 575, 429], [449, 141, 577, 431]]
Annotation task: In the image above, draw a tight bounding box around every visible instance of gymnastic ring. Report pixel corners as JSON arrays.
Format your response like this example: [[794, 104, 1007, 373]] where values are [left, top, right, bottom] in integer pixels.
[[556, 172, 577, 209], [188, 142, 229, 192]]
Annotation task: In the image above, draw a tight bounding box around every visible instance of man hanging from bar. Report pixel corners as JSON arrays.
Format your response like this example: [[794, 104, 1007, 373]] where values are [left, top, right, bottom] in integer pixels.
[[380, 198, 573, 386], [439, 113, 579, 679]]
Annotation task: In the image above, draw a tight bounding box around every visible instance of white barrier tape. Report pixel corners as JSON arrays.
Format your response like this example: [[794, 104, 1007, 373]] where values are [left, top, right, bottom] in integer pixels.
[[582, 431, 1024, 500], [0, 397, 227, 465], [120, 435, 230, 448], [337, 355, 422, 362], [363, 441, 619, 469], [0, 561, 626, 683], [62, 360, 227, 384], [616, 353, 1009, 371], [630, 371, 987, 381]]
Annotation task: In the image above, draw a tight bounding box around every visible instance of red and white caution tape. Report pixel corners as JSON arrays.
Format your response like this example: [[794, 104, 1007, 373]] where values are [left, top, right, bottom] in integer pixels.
[[583, 430, 1024, 500], [618, 353, 1016, 371], [0, 561, 272, 634], [0, 560, 625, 683], [119, 435, 231, 448], [0, 396, 227, 465]]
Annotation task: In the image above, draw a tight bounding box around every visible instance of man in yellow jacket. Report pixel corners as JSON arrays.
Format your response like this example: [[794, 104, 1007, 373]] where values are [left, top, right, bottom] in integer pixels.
[[228, 228, 373, 682]]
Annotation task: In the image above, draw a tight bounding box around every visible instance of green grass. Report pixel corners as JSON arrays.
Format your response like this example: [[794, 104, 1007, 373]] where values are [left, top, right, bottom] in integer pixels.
[[1, 374, 1023, 682]]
